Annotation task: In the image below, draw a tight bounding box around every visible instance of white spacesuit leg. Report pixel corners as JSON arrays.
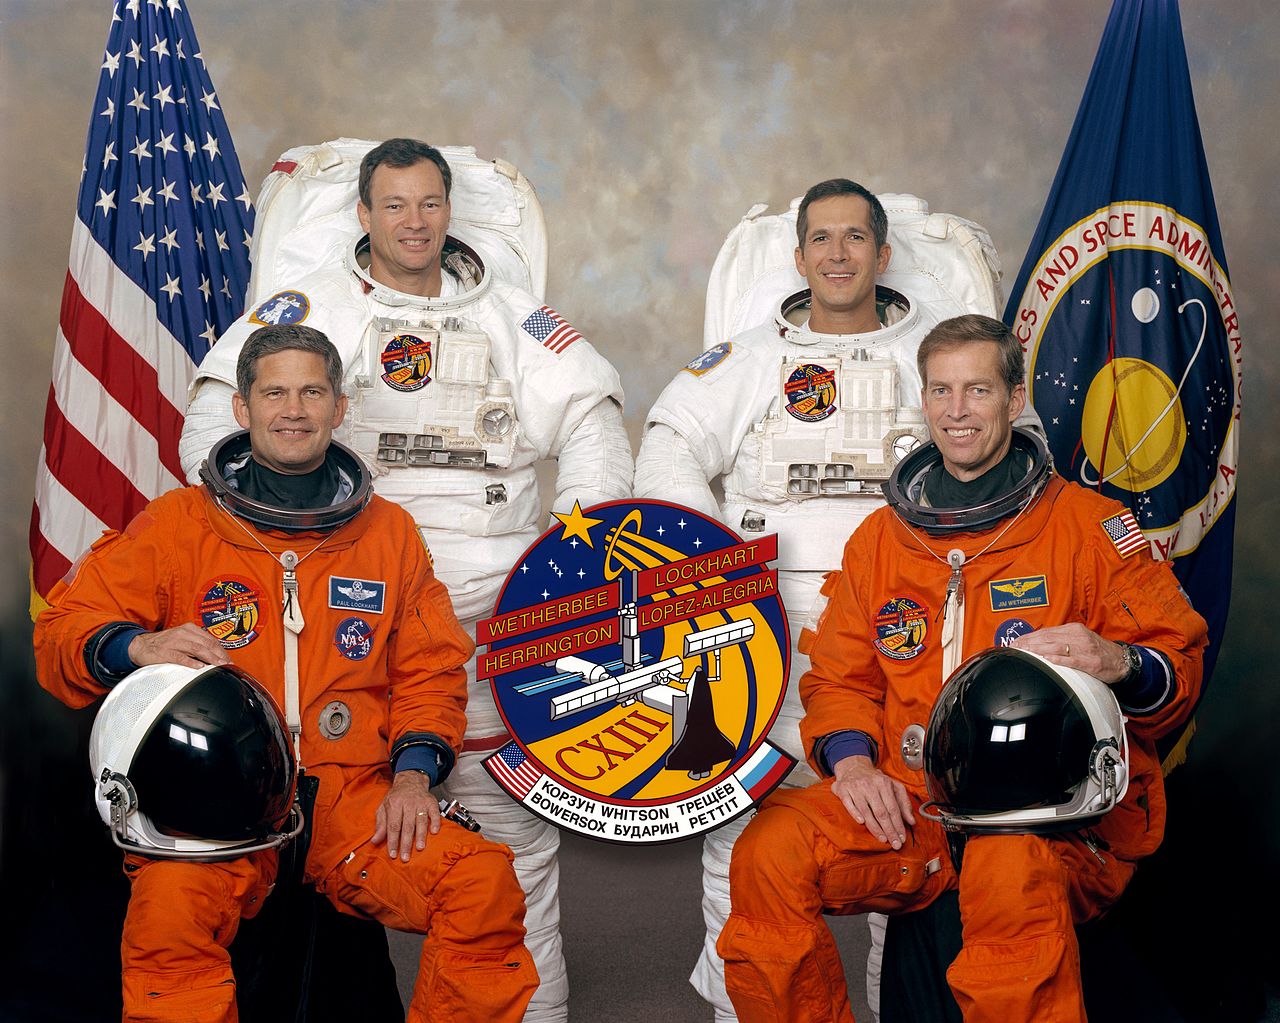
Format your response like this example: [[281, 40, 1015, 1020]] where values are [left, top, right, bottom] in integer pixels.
[[688, 572, 821, 1020], [866, 910, 888, 1020], [439, 620, 568, 1023]]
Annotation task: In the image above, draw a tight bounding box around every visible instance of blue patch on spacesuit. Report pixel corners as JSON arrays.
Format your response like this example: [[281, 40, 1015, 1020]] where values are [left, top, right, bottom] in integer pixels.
[[872, 596, 928, 661], [994, 618, 1036, 647], [329, 576, 386, 614], [380, 333, 432, 392], [988, 575, 1048, 610], [683, 342, 732, 376], [249, 290, 310, 326], [783, 363, 837, 422], [334, 616, 374, 661]]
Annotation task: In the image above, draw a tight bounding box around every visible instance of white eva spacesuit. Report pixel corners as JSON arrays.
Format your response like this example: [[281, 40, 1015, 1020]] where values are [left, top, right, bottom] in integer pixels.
[[179, 139, 633, 1022], [635, 193, 1039, 1021]]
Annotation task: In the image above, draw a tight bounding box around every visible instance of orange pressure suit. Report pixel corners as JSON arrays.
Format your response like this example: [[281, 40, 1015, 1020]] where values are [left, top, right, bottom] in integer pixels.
[[717, 474, 1206, 1023], [34, 483, 538, 1023]]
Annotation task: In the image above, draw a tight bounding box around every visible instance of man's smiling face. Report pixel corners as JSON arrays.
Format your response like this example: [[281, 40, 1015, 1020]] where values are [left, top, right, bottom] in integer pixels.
[[794, 193, 891, 333]]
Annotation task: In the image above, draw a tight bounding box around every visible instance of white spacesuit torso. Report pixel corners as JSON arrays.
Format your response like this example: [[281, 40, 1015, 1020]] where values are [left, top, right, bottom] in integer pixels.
[[646, 285, 936, 573], [182, 238, 626, 623]]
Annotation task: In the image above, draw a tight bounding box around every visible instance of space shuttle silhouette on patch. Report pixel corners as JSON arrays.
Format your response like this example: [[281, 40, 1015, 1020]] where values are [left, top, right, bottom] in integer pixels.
[[514, 543, 752, 781]]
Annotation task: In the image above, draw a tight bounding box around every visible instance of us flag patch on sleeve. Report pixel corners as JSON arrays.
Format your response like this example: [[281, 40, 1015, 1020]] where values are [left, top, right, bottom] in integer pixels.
[[1100, 510, 1147, 558], [520, 305, 582, 354]]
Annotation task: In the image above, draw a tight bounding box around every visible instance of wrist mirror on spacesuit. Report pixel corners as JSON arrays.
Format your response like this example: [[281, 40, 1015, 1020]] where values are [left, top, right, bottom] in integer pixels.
[[918, 647, 1129, 834], [90, 662, 304, 860]]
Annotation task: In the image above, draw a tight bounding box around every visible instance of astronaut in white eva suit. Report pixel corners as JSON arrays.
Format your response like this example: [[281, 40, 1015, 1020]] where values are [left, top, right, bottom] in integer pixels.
[[180, 137, 633, 1022], [634, 178, 1041, 1021]]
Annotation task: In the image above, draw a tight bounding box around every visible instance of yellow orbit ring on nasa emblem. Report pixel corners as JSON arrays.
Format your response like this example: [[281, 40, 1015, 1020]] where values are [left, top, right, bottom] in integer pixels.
[[1081, 357, 1186, 492]]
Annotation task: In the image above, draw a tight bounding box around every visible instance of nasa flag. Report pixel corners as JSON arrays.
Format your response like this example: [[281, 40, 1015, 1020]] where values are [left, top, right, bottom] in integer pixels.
[[1004, 0, 1240, 715]]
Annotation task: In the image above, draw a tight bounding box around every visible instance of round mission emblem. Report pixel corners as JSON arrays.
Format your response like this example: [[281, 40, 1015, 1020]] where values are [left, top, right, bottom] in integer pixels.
[[479, 500, 796, 844]]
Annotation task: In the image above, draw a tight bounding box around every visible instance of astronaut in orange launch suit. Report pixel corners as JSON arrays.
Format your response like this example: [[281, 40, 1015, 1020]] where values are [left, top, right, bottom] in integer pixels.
[[716, 314, 1207, 1022], [34, 324, 537, 1023]]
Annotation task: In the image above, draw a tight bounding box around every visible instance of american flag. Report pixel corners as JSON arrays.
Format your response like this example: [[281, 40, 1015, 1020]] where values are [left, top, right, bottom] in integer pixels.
[[29, 0, 253, 609], [520, 305, 582, 354], [1101, 510, 1148, 559], [485, 741, 544, 800]]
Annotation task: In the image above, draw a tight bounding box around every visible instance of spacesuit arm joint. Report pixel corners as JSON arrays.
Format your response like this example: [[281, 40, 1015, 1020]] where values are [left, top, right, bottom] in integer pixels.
[[814, 730, 878, 776], [1111, 646, 1174, 716]]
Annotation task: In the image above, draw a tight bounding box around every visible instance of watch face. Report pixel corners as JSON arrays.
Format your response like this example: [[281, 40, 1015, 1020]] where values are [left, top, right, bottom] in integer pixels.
[[1124, 643, 1142, 675]]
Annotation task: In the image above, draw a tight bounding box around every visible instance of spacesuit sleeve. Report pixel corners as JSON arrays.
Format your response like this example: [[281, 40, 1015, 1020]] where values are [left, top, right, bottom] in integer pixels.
[[551, 397, 634, 514], [634, 340, 774, 509], [179, 313, 258, 483], [384, 519, 474, 756], [633, 424, 722, 518], [33, 501, 179, 709], [180, 378, 240, 483], [1079, 527, 1207, 744], [796, 527, 890, 772]]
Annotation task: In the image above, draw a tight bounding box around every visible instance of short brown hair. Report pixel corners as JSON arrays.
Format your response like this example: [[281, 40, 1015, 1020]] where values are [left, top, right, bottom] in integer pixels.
[[358, 138, 452, 207], [796, 179, 888, 252], [917, 314, 1024, 393]]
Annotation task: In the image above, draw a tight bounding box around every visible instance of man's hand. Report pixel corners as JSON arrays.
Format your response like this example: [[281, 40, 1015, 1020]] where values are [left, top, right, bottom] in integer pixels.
[[128, 623, 230, 669], [831, 755, 915, 849], [372, 771, 440, 862], [1010, 622, 1130, 684]]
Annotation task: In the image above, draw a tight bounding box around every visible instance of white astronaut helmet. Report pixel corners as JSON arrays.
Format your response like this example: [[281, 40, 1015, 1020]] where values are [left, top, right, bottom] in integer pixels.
[[919, 647, 1129, 834], [90, 662, 302, 860]]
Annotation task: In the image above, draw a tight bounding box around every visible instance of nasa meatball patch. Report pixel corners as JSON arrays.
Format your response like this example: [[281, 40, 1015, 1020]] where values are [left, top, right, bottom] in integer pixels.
[[249, 290, 310, 326], [994, 617, 1036, 647], [334, 617, 374, 661]]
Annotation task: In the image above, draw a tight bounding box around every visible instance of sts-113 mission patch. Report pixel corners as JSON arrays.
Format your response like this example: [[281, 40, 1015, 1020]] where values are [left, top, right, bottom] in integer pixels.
[[481, 500, 795, 844]]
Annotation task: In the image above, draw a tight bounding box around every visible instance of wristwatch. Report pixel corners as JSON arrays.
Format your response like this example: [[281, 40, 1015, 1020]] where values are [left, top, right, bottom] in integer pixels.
[[1117, 641, 1143, 683]]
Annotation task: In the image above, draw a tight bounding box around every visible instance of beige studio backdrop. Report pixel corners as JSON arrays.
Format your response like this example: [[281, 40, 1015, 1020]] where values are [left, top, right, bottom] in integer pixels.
[[2, 0, 1278, 1018]]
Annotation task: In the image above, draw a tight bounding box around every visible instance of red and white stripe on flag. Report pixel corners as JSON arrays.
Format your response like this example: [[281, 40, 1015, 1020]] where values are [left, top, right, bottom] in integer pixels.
[[30, 221, 193, 602]]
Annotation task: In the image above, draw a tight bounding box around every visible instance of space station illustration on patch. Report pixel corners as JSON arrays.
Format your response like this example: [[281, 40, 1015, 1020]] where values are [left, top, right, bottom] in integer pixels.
[[480, 500, 796, 844]]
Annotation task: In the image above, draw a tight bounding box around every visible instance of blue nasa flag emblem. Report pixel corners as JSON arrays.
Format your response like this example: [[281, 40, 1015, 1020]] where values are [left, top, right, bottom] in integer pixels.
[[1003, 0, 1240, 710]]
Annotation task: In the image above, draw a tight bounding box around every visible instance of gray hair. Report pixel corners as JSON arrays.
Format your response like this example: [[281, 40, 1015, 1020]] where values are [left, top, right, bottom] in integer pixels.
[[236, 324, 344, 399]]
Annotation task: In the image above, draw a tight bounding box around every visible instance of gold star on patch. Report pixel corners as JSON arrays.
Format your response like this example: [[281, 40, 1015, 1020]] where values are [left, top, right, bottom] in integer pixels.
[[552, 500, 604, 549]]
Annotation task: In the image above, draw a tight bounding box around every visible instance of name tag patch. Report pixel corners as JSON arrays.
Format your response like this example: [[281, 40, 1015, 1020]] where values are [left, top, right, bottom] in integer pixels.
[[988, 575, 1049, 611], [329, 576, 386, 614]]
